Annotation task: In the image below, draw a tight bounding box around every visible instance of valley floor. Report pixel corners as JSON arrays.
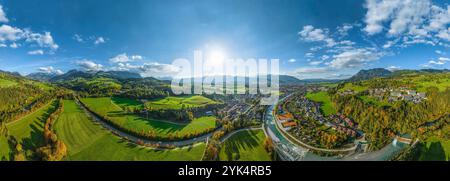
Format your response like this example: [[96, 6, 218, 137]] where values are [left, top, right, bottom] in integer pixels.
[[53, 100, 206, 161]]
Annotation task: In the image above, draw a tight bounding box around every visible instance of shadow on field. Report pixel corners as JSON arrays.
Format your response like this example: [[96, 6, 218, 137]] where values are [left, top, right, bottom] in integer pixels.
[[22, 101, 57, 159], [421, 141, 447, 161], [222, 131, 260, 161]]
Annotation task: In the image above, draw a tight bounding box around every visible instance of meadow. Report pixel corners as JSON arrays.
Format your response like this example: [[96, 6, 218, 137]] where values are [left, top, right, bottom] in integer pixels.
[[53, 100, 206, 161], [338, 82, 368, 92], [0, 78, 18, 88], [80, 97, 217, 140], [145, 95, 218, 110], [0, 100, 58, 160], [418, 136, 450, 161], [219, 130, 271, 161], [305, 91, 337, 116]]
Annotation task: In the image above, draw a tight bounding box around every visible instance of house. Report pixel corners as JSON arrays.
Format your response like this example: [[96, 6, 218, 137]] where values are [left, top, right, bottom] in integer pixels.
[[390, 91, 402, 97], [205, 111, 213, 116], [278, 112, 294, 122]]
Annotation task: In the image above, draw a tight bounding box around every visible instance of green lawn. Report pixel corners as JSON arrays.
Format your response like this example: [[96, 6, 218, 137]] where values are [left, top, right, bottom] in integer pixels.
[[0, 78, 18, 88], [359, 96, 391, 107], [0, 100, 57, 161], [80, 97, 217, 139], [416, 79, 450, 92], [219, 130, 271, 161], [112, 97, 144, 109], [53, 100, 205, 161], [418, 136, 450, 161], [306, 91, 337, 116], [339, 83, 368, 92], [145, 95, 218, 110]]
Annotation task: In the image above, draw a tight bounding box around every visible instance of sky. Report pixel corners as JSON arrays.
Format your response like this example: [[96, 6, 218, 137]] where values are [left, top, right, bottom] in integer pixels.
[[0, 0, 449, 79]]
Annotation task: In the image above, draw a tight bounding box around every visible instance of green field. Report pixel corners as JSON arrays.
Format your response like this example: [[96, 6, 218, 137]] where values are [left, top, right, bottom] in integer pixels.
[[145, 95, 218, 110], [0, 78, 18, 88], [305, 91, 337, 116], [416, 79, 450, 92], [53, 100, 205, 161], [112, 97, 144, 109], [219, 130, 271, 161], [418, 136, 450, 161], [0, 100, 57, 160], [80, 97, 217, 139], [339, 83, 368, 92]]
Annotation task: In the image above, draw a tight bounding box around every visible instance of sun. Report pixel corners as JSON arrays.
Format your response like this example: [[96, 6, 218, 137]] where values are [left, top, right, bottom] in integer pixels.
[[207, 50, 226, 67]]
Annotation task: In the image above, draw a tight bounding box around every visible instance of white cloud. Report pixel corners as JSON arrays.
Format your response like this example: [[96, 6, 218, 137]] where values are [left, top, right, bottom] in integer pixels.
[[9, 42, 18, 48], [112, 62, 181, 77], [337, 24, 354, 36], [439, 57, 450, 61], [131, 55, 143, 60], [383, 40, 396, 49], [24, 30, 59, 50], [0, 25, 24, 42], [295, 67, 329, 73], [94, 37, 105, 45], [0, 43, 6, 47], [321, 55, 330, 61], [73, 34, 83, 42], [363, 0, 402, 35], [77, 60, 103, 71], [427, 5, 450, 32], [109, 53, 143, 63], [330, 48, 383, 69], [28, 50, 44, 55], [299, 25, 336, 47], [139, 63, 181, 77], [288, 59, 296, 63], [0, 25, 58, 52], [364, 0, 450, 45], [0, 5, 8, 23], [386, 66, 401, 71], [437, 27, 450, 41], [422, 57, 450, 67], [38, 66, 63, 75], [305, 52, 314, 58], [435, 50, 446, 55]]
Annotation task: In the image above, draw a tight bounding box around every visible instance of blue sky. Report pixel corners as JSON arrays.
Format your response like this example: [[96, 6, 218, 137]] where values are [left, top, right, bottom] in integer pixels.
[[0, 0, 449, 79]]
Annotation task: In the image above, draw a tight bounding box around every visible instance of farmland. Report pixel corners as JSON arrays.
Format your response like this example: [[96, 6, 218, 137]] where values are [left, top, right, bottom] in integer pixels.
[[80, 97, 217, 140], [0, 100, 58, 160], [305, 91, 337, 116], [145, 95, 219, 110], [53, 100, 206, 161], [219, 130, 271, 161]]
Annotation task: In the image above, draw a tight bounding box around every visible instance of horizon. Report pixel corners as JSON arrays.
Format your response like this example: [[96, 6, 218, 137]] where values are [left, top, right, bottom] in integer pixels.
[[0, 0, 449, 79]]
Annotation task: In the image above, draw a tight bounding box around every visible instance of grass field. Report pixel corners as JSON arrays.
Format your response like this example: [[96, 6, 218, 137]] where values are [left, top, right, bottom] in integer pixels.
[[219, 130, 271, 161], [418, 136, 450, 161], [0, 100, 57, 160], [305, 91, 337, 116], [145, 95, 218, 110], [0, 78, 18, 88], [80, 97, 217, 139], [112, 97, 144, 109], [339, 83, 368, 92], [53, 100, 206, 161], [415, 79, 450, 92]]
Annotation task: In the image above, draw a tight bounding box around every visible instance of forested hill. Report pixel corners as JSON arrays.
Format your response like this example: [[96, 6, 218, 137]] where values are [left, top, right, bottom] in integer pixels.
[[348, 68, 450, 82], [0, 71, 57, 122], [49, 70, 142, 82], [347, 68, 392, 82]]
